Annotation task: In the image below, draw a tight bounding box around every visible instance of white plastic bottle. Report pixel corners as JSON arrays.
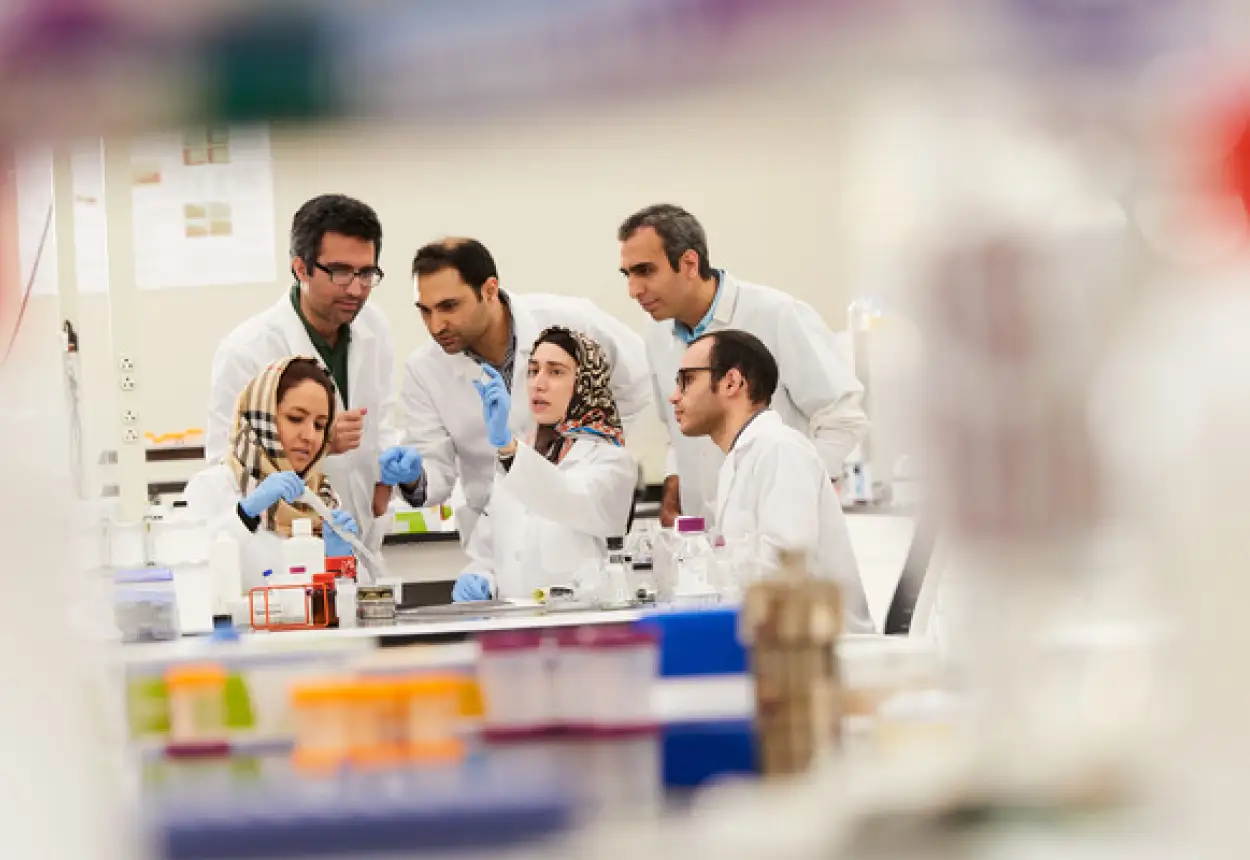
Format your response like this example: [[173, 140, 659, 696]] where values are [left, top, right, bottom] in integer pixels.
[[601, 537, 630, 606], [672, 516, 720, 607], [209, 532, 242, 615], [279, 518, 324, 622]]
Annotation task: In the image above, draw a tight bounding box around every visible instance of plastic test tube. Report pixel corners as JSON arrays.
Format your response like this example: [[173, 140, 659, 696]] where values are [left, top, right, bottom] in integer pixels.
[[348, 679, 406, 767], [165, 664, 228, 748], [290, 679, 353, 770], [401, 675, 466, 761], [477, 630, 553, 740]]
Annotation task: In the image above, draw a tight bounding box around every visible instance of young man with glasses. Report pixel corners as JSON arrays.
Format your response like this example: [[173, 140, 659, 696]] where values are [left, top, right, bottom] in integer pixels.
[[669, 329, 873, 632], [207, 194, 424, 552], [618, 203, 867, 526]]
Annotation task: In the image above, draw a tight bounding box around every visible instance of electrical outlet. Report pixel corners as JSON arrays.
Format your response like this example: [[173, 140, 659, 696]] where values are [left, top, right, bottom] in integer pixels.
[[123, 428, 140, 444], [119, 375, 136, 392], [121, 410, 137, 425], [119, 356, 135, 372]]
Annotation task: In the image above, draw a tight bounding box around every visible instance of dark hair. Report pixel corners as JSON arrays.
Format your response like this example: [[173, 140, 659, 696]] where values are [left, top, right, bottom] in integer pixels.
[[694, 329, 779, 407], [532, 327, 580, 364], [617, 203, 713, 280], [412, 238, 499, 295], [290, 194, 383, 275], [277, 358, 338, 428]]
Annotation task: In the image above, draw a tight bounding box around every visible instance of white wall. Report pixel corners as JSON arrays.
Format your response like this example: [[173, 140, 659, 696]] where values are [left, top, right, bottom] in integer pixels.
[[17, 60, 862, 486]]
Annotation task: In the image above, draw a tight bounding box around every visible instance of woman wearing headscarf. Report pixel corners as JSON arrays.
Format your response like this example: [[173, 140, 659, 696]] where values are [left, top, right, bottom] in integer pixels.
[[185, 356, 360, 593], [453, 326, 635, 601]]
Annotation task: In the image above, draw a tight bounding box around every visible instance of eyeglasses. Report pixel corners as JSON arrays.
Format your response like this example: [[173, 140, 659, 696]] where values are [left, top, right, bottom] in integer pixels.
[[675, 366, 715, 392], [314, 261, 385, 289]]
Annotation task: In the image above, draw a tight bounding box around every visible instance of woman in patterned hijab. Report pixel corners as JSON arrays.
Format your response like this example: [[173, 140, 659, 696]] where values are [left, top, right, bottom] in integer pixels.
[[185, 355, 360, 594], [528, 325, 625, 463], [225, 356, 340, 536], [455, 326, 634, 602]]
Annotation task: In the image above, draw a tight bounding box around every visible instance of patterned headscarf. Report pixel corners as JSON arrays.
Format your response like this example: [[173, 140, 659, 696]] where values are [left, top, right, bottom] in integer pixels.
[[225, 356, 339, 536], [532, 326, 625, 464]]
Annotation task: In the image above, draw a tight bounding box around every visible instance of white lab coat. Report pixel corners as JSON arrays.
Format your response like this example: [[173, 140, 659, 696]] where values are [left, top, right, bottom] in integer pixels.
[[206, 293, 399, 550], [463, 438, 635, 600], [183, 463, 292, 593], [399, 291, 650, 542], [648, 271, 868, 519], [715, 410, 874, 633]]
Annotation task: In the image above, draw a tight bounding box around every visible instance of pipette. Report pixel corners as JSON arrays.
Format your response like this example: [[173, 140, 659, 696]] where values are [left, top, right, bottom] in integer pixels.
[[299, 489, 389, 584]]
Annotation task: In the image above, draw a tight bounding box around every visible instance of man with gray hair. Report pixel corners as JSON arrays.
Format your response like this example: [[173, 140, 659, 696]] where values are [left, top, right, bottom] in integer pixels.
[[618, 203, 867, 526]]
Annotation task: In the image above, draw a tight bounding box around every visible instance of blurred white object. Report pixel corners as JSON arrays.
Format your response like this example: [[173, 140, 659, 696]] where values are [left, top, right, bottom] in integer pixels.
[[671, 516, 720, 606], [148, 504, 209, 566], [0, 346, 128, 859], [209, 531, 242, 613]]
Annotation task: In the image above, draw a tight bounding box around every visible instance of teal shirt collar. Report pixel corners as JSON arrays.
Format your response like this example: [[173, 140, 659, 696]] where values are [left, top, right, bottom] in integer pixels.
[[674, 269, 723, 345]]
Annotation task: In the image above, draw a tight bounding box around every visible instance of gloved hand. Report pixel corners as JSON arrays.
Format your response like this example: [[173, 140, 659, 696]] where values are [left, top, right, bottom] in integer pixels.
[[472, 365, 513, 448], [378, 445, 424, 486], [240, 472, 306, 518], [323, 509, 358, 558], [452, 573, 492, 602]]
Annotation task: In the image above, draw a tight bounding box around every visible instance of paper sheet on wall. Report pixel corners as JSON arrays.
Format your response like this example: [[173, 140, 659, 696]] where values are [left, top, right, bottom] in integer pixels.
[[17, 125, 277, 295], [130, 125, 277, 289]]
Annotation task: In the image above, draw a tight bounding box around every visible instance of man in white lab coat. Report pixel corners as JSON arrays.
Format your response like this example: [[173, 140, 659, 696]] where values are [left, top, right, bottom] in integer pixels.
[[397, 237, 651, 542], [670, 329, 873, 632], [207, 194, 422, 551], [618, 203, 867, 526]]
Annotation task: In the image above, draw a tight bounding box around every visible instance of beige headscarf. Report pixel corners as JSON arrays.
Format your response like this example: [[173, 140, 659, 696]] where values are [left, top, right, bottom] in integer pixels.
[[225, 356, 339, 536]]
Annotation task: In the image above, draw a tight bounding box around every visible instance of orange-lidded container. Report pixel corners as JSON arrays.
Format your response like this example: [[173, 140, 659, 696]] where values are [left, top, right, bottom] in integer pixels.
[[346, 678, 406, 767], [290, 679, 353, 771], [165, 664, 227, 745], [401, 674, 466, 762]]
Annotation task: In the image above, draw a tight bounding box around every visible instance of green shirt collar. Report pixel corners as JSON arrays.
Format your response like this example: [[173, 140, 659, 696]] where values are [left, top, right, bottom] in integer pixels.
[[289, 284, 351, 406]]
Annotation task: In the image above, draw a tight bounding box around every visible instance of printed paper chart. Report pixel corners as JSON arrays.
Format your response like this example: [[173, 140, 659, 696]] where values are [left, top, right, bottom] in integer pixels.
[[129, 125, 277, 289]]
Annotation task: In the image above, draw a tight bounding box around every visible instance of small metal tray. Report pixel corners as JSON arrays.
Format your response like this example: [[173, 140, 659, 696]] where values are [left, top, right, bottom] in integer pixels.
[[395, 600, 546, 620]]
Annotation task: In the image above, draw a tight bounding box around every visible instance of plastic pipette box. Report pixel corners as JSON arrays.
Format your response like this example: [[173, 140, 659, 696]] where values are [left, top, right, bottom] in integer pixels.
[[114, 567, 180, 642]]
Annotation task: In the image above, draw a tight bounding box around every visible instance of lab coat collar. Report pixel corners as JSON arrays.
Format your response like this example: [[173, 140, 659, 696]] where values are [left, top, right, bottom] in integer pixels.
[[673, 269, 741, 344], [272, 291, 376, 412], [715, 409, 782, 528], [711, 270, 741, 327], [504, 291, 538, 430], [730, 408, 782, 456]]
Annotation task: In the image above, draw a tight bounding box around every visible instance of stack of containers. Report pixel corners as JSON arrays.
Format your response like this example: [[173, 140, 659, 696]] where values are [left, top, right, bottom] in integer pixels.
[[289, 675, 467, 771], [476, 624, 662, 816]]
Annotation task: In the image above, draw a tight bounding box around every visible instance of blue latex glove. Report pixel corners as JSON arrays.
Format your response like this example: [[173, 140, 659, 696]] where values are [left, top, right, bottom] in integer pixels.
[[240, 472, 306, 518], [323, 509, 358, 558], [452, 573, 492, 602], [472, 365, 513, 448], [378, 445, 424, 486]]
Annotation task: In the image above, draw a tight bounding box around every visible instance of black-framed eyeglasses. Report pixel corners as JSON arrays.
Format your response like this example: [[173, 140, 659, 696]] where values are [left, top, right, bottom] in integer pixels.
[[675, 366, 715, 392], [314, 261, 385, 289]]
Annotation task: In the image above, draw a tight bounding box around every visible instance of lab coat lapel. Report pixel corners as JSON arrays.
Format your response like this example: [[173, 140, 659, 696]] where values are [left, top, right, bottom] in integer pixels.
[[715, 410, 779, 527], [709, 270, 742, 330], [346, 316, 376, 413], [272, 294, 344, 409], [508, 295, 538, 433]]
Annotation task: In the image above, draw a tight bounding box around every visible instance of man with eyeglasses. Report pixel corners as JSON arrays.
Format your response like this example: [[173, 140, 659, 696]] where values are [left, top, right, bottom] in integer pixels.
[[618, 203, 867, 526], [207, 194, 424, 551], [669, 329, 872, 632]]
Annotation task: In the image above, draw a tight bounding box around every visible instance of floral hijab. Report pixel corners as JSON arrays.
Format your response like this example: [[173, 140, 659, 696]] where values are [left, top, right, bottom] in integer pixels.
[[533, 326, 625, 464]]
